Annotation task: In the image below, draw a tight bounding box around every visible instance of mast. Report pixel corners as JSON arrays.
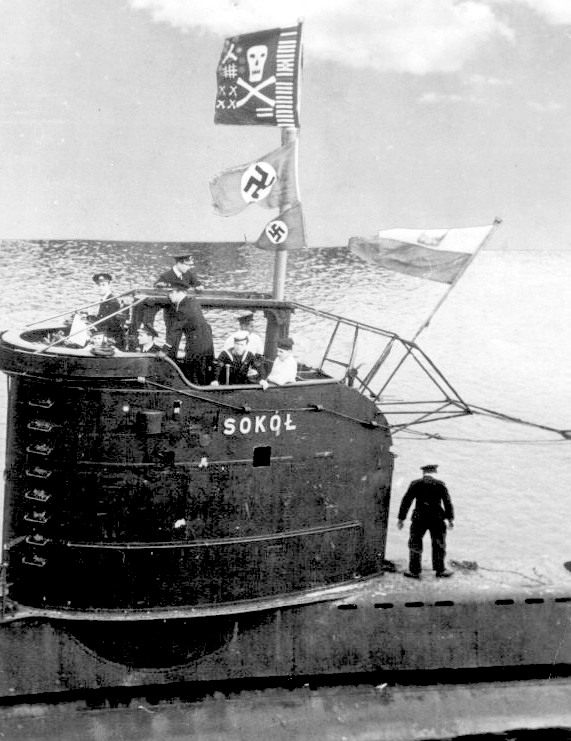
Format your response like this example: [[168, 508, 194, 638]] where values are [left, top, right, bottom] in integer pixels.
[[272, 20, 303, 300], [213, 22, 303, 301], [272, 127, 299, 299]]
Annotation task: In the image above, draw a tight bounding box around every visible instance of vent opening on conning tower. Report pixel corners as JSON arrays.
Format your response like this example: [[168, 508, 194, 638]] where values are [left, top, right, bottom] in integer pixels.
[[253, 446, 272, 467]]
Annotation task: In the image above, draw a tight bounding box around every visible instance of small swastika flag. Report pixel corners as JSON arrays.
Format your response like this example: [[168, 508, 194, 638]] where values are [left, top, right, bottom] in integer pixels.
[[255, 202, 306, 251]]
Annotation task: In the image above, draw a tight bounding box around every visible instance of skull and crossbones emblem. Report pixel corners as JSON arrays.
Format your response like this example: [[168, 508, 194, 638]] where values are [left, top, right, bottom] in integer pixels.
[[235, 44, 276, 110]]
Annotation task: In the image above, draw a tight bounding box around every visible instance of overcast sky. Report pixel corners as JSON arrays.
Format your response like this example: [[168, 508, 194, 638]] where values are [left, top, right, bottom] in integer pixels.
[[1, 0, 570, 248]]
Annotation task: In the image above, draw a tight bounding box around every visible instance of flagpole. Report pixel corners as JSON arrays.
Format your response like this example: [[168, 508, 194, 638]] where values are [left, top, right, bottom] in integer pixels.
[[272, 20, 303, 300], [411, 217, 502, 343], [272, 128, 298, 299]]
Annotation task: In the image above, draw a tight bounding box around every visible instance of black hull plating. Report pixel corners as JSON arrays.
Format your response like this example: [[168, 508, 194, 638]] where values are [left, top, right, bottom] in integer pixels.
[[0, 561, 570, 698], [1, 315, 570, 723], [0, 333, 392, 612]]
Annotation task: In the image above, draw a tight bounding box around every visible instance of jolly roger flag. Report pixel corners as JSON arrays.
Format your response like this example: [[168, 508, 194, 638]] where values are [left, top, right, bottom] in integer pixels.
[[209, 142, 297, 216], [255, 202, 306, 251], [214, 25, 302, 127]]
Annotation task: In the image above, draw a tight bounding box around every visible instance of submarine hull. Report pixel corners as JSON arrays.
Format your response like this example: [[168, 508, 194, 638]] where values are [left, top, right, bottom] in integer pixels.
[[0, 559, 569, 698], [0, 316, 570, 740]]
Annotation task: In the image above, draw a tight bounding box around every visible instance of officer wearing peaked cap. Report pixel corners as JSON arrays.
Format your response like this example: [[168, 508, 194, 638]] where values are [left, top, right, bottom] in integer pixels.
[[397, 464, 454, 579], [163, 281, 214, 385], [154, 248, 202, 290], [136, 323, 162, 354], [140, 248, 204, 336], [89, 272, 126, 347]]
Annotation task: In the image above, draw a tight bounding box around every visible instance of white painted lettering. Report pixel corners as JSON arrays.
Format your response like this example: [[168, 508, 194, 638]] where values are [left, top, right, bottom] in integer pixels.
[[223, 413, 296, 436], [269, 414, 282, 436], [239, 417, 252, 434], [223, 418, 236, 435], [284, 413, 297, 431]]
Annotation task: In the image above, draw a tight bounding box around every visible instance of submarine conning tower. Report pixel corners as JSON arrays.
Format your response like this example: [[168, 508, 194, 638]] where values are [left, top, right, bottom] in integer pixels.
[[0, 292, 393, 615]]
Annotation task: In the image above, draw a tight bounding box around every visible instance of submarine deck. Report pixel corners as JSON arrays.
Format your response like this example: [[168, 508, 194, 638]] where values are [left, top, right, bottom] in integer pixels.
[[0, 556, 569, 736], [352, 555, 571, 606], [2, 555, 570, 623]]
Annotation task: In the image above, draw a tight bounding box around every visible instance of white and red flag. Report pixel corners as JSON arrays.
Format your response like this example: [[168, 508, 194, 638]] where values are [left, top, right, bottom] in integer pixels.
[[349, 224, 497, 284]]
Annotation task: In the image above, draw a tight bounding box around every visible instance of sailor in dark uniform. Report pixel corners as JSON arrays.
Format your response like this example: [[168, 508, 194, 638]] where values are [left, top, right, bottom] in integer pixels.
[[136, 323, 162, 354], [90, 273, 126, 347], [154, 249, 202, 291], [214, 330, 266, 385], [141, 249, 203, 331], [164, 281, 214, 385], [397, 464, 454, 579]]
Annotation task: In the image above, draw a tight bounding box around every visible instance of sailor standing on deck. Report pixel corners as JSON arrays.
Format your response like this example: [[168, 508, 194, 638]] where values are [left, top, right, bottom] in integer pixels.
[[141, 249, 203, 331], [397, 464, 454, 579], [164, 281, 214, 385]]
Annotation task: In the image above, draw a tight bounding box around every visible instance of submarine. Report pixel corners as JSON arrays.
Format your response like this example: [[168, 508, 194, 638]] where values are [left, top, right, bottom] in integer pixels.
[[0, 21, 569, 738], [0, 286, 569, 732]]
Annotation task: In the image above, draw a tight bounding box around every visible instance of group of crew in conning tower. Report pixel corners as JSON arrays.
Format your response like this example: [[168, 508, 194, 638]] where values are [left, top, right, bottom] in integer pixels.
[[47, 251, 458, 579], [76, 249, 298, 389]]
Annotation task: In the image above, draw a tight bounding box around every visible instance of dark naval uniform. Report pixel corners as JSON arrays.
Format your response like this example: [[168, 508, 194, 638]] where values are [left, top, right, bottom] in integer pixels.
[[141, 268, 202, 331], [93, 295, 125, 347], [398, 470, 454, 577], [154, 268, 201, 290], [165, 296, 214, 385], [215, 348, 265, 385]]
